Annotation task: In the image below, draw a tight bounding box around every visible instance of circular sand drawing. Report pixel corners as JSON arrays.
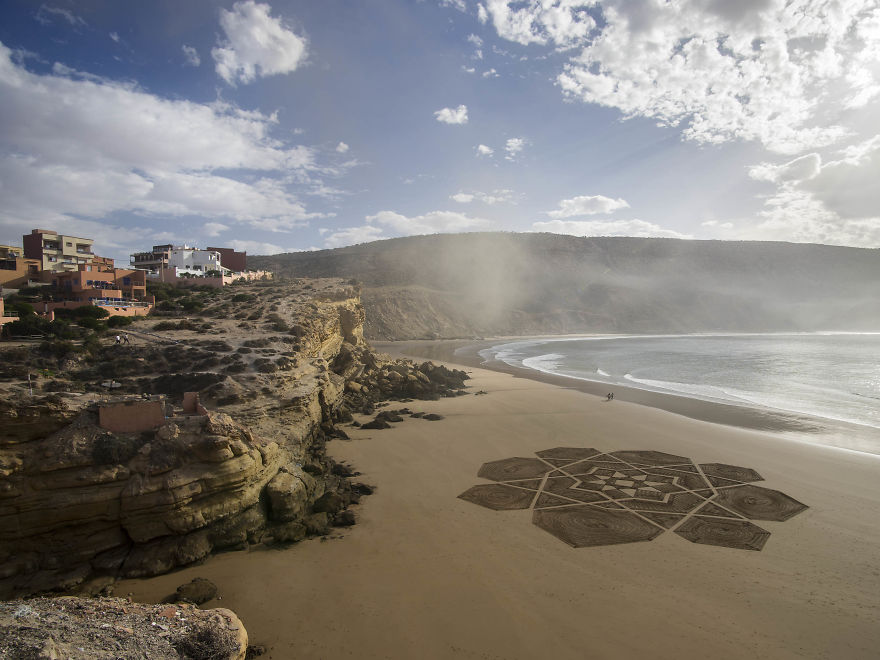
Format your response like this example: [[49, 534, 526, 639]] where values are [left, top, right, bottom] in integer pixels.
[[458, 448, 808, 551]]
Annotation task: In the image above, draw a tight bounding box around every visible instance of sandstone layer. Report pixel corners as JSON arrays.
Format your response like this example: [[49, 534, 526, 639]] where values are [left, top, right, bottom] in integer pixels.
[[0, 278, 467, 598]]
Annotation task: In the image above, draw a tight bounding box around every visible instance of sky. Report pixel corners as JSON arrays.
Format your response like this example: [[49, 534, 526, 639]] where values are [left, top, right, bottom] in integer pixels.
[[0, 0, 878, 264]]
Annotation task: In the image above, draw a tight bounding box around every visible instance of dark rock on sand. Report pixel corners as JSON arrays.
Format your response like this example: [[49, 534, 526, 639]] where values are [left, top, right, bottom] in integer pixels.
[[172, 577, 219, 605]]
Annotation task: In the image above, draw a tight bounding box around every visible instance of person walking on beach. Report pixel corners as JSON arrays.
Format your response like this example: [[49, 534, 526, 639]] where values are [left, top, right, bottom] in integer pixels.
[[122, 333, 130, 344], [115, 335, 121, 345]]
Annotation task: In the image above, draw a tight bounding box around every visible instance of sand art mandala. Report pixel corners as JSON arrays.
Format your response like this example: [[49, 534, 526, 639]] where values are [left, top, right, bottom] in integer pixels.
[[458, 448, 808, 551]]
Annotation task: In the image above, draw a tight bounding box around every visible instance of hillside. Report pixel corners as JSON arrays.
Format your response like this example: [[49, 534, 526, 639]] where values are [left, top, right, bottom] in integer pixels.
[[250, 233, 880, 339]]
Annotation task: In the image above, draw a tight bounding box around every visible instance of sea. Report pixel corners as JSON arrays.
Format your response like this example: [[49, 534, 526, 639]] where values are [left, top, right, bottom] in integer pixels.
[[478, 333, 880, 455]]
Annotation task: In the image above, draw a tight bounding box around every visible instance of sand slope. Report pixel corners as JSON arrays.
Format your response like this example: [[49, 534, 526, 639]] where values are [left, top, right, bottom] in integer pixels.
[[119, 366, 880, 659]]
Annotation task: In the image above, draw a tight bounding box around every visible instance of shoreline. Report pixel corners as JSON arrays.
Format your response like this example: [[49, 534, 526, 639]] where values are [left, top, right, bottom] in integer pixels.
[[373, 337, 880, 456], [118, 361, 880, 659]]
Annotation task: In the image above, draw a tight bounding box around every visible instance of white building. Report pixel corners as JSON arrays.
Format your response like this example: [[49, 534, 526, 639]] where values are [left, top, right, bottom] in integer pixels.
[[166, 247, 229, 276]]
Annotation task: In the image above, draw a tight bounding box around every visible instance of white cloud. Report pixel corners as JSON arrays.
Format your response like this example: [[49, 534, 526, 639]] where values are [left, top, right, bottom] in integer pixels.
[[212, 1, 307, 85], [0, 41, 323, 235], [182, 45, 201, 67], [35, 5, 87, 28], [701, 220, 734, 229], [485, 0, 880, 154], [462, 65, 476, 73], [482, 68, 499, 78], [440, 0, 468, 12], [109, 32, 120, 43], [366, 209, 494, 235], [749, 154, 822, 183], [532, 219, 692, 239], [225, 238, 288, 255], [467, 34, 483, 47], [434, 104, 469, 124], [451, 189, 515, 204], [744, 134, 880, 246], [803, 135, 880, 220], [505, 137, 525, 159], [477, 4, 489, 24], [203, 222, 229, 237], [476, 144, 494, 156], [483, 0, 596, 48], [335, 141, 349, 153], [323, 225, 386, 248], [547, 194, 630, 218]]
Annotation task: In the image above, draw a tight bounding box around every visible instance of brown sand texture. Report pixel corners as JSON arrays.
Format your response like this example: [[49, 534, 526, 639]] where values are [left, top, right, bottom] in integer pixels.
[[118, 364, 880, 659]]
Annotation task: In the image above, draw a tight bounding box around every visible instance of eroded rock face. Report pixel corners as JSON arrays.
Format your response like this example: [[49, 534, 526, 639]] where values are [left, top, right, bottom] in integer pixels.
[[0, 278, 467, 597]]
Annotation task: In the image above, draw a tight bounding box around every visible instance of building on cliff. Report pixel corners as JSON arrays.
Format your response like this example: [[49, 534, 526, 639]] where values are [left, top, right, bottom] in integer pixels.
[[0, 242, 41, 288], [130, 243, 269, 287], [2, 230, 154, 318], [43, 266, 153, 318], [22, 228, 96, 273]]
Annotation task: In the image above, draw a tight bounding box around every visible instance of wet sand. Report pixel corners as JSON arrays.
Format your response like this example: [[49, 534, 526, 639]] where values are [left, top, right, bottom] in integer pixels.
[[118, 360, 880, 659]]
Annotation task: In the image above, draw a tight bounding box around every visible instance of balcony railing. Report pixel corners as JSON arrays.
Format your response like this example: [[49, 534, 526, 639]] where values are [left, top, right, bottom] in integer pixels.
[[93, 300, 152, 308]]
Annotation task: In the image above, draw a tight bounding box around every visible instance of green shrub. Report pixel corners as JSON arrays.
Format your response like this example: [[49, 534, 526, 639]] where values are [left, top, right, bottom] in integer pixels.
[[10, 301, 36, 317], [77, 317, 106, 331], [40, 339, 77, 359], [107, 315, 134, 328]]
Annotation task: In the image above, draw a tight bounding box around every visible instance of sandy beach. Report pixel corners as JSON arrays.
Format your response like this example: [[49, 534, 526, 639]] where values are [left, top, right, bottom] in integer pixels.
[[118, 357, 880, 659]]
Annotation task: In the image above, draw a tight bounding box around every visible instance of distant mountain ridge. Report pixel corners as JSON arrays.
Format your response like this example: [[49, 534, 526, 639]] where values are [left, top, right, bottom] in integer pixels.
[[250, 233, 880, 340]]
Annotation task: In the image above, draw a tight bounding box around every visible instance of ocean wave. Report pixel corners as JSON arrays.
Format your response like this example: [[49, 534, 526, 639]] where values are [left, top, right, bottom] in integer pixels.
[[521, 353, 566, 373]]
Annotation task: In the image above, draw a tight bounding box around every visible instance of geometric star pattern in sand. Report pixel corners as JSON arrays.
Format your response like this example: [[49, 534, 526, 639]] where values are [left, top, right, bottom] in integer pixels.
[[458, 448, 808, 551]]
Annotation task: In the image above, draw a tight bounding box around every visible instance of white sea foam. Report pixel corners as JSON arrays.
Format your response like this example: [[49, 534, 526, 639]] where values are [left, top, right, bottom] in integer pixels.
[[521, 353, 566, 373], [483, 333, 880, 453]]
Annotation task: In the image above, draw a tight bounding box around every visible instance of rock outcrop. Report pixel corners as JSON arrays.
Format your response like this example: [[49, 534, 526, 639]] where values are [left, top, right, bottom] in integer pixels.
[[0, 596, 248, 660], [0, 278, 467, 598]]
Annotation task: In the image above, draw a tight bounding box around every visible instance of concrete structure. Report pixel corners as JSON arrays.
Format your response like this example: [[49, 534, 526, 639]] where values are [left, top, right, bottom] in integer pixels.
[[131, 244, 229, 277], [0, 297, 19, 328], [207, 246, 246, 272], [98, 396, 167, 433], [42, 267, 153, 318], [0, 245, 23, 260], [182, 392, 209, 416], [166, 247, 225, 275], [131, 244, 256, 282], [0, 254, 41, 288], [23, 229, 95, 273], [130, 244, 173, 273], [53, 268, 147, 301], [152, 268, 272, 288], [92, 255, 115, 272]]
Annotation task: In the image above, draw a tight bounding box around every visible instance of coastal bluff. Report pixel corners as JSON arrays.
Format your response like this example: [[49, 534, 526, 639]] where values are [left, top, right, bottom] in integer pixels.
[[0, 278, 467, 599], [250, 233, 880, 339]]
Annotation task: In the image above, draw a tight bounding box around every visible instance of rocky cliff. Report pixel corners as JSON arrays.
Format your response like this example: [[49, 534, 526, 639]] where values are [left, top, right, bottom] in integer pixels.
[[0, 278, 467, 598]]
